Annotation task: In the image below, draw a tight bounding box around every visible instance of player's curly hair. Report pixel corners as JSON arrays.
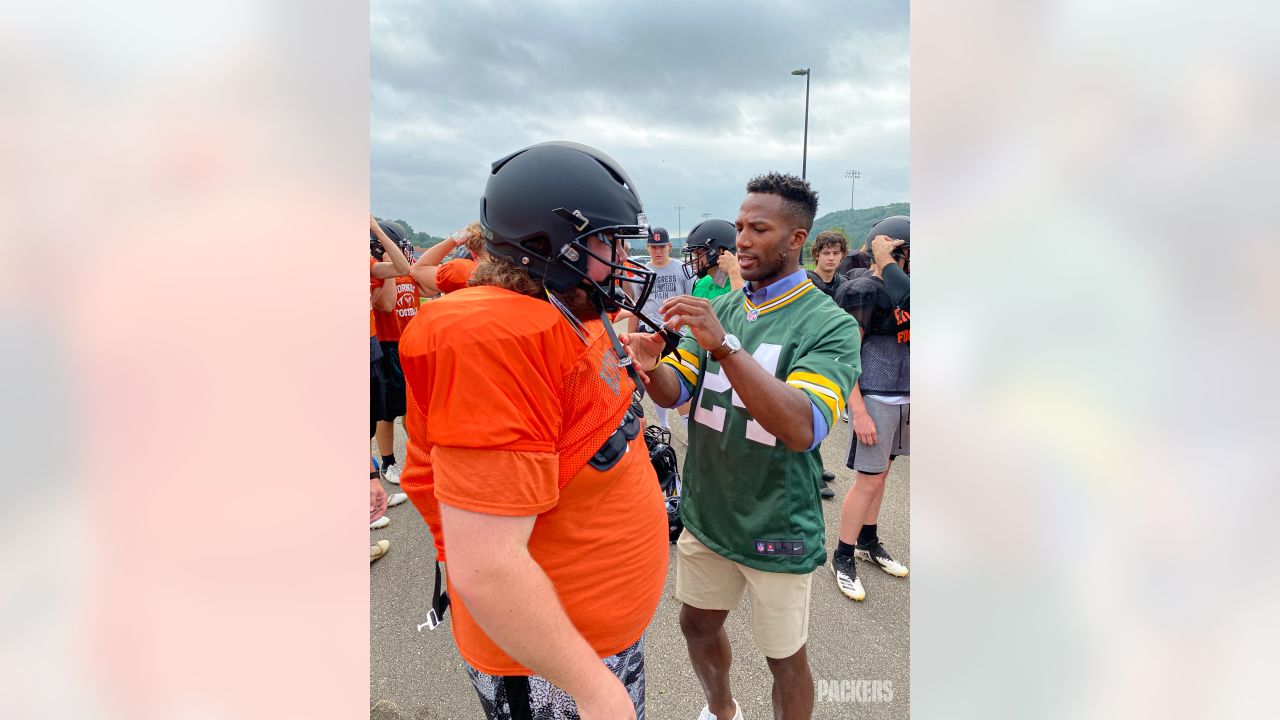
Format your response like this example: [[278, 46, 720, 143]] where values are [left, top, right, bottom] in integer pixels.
[[459, 221, 486, 257], [469, 256, 597, 320], [745, 172, 819, 231], [811, 230, 848, 261]]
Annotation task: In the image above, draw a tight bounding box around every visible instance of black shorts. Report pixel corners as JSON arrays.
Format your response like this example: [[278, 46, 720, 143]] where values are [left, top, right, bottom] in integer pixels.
[[370, 337, 386, 438], [377, 340, 406, 420]]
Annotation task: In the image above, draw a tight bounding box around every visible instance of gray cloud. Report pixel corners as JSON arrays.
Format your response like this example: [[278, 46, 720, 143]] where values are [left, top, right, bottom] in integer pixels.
[[372, 0, 909, 236]]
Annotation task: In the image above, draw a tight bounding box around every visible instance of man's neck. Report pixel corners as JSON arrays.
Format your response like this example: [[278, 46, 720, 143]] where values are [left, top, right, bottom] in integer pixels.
[[814, 267, 836, 283], [649, 257, 670, 268], [746, 265, 802, 293]]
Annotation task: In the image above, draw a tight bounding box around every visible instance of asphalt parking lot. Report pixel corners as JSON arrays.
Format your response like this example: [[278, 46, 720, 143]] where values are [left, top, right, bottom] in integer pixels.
[[371, 392, 909, 720]]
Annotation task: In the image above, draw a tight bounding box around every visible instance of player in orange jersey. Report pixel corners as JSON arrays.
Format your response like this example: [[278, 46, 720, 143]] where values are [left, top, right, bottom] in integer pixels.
[[399, 142, 678, 719]]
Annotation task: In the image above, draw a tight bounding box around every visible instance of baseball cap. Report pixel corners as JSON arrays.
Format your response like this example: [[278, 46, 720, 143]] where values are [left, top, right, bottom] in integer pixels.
[[647, 226, 671, 245]]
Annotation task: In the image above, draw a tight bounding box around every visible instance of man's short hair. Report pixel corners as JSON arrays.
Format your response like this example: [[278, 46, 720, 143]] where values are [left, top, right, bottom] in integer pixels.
[[811, 230, 848, 261], [745, 172, 819, 231]]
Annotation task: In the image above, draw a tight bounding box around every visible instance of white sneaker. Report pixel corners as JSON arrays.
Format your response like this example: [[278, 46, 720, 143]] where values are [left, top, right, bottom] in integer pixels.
[[387, 492, 408, 507], [696, 701, 743, 720], [832, 554, 866, 601], [381, 463, 402, 485], [370, 539, 390, 562], [370, 516, 390, 530], [854, 541, 909, 577]]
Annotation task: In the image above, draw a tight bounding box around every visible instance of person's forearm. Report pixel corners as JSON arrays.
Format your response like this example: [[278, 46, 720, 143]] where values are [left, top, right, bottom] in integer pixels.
[[719, 351, 813, 451], [373, 222, 412, 274], [881, 263, 910, 306], [449, 546, 615, 699], [727, 271, 744, 291], [847, 380, 869, 418], [418, 236, 461, 268], [641, 363, 684, 408]]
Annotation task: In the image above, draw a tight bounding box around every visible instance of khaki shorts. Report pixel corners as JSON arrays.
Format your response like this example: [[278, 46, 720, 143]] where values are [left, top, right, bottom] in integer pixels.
[[674, 530, 814, 659]]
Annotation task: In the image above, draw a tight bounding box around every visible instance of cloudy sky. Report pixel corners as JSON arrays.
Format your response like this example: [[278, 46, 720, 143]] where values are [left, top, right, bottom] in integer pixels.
[[371, 0, 908, 239]]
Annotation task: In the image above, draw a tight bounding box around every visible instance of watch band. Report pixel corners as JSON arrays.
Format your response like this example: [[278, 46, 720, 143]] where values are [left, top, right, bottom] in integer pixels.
[[710, 337, 734, 362]]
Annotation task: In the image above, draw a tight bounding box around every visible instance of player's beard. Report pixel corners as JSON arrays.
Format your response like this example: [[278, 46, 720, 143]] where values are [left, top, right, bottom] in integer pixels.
[[550, 286, 601, 321]]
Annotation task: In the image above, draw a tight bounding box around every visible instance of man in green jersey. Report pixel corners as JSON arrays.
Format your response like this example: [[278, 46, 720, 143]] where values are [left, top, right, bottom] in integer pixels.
[[623, 173, 861, 720]]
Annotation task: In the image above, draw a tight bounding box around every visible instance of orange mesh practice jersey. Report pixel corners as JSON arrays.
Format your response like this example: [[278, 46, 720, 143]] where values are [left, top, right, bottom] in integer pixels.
[[373, 275, 419, 342], [435, 257, 477, 294], [397, 285, 668, 676], [368, 258, 379, 337]]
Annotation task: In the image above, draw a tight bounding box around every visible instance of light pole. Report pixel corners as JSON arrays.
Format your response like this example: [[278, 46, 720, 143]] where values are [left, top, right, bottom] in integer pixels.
[[844, 169, 861, 211], [673, 205, 686, 238], [791, 68, 810, 179], [700, 213, 711, 221]]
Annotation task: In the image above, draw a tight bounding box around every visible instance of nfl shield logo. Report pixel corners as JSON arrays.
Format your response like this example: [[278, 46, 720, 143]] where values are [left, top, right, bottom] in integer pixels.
[[746, 307, 759, 322]]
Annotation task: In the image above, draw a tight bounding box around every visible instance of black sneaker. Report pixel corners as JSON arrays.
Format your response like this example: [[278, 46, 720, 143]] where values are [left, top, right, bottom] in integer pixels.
[[831, 552, 865, 601], [854, 541, 909, 577], [820, 482, 835, 500], [822, 470, 836, 483]]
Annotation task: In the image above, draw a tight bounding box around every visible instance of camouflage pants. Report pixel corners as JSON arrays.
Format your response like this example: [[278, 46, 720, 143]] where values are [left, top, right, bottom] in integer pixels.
[[464, 635, 646, 720]]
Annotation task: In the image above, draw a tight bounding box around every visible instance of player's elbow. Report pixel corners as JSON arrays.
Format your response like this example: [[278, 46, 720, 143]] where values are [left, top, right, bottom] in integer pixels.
[[780, 428, 813, 453]]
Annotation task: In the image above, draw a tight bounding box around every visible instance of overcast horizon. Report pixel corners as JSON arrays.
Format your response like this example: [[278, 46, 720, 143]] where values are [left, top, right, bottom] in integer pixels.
[[371, 0, 909, 239]]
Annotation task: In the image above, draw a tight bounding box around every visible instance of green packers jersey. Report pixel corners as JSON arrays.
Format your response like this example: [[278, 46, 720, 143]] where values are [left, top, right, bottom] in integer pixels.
[[661, 279, 861, 573]]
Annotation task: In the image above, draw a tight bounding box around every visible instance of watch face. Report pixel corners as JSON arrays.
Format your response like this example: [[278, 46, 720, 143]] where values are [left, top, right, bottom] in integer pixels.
[[725, 334, 742, 352]]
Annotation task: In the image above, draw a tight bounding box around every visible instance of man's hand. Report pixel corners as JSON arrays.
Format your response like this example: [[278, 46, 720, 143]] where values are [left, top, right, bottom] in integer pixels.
[[618, 330, 669, 383], [369, 214, 379, 234], [870, 235, 905, 266], [370, 478, 388, 522], [718, 250, 741, 279], [853, 411, 878, 447], [659, 296, 726, 351], [574, 671, 638, 720]]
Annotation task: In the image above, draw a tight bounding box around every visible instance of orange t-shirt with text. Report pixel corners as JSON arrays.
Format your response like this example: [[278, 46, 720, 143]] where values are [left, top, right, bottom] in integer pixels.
[[373, 275, 419, 342], [397, 285, 668, 676]]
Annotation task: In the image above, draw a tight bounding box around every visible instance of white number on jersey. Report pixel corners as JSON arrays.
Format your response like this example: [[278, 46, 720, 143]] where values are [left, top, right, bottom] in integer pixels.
[[692, 343, 782, 446]]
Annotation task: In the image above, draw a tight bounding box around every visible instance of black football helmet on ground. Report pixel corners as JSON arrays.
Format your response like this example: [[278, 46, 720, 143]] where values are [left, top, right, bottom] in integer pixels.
[[681, 218, 737, 279], [480, 141, 656, 312]]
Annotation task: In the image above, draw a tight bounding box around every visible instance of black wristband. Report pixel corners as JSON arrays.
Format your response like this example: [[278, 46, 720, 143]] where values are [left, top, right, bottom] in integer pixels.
[[370, 470, 380, 480]]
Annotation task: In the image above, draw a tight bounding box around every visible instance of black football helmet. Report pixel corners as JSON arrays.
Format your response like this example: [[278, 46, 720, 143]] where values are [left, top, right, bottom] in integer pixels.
[[370, 219, 415, 262], [681, 218, 737, 279], [866, 215, 910, 263], [480, 141, 657, 313]]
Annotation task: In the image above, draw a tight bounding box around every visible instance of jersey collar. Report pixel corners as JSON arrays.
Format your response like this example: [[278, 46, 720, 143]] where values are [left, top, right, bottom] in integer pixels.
[[743, 269, 808, 304]]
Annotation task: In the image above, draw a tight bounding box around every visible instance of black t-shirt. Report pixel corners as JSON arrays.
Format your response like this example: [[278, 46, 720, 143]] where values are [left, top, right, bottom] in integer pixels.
[[834, 274, 909, 342], [836, 251, 871, 276], [835, 274, 910, 395], [805, 269, 844, 300]]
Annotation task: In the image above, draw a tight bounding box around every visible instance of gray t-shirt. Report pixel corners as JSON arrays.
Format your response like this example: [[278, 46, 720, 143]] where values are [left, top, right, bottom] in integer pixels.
[[637, 260, 694, 331]]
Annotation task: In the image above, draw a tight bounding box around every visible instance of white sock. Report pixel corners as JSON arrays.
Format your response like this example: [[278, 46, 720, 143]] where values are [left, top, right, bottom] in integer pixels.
[[654, 405, 669, 429]]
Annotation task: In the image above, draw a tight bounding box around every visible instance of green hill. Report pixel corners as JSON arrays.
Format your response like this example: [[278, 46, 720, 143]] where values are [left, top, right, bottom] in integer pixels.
[[808, 202, 910, 255]]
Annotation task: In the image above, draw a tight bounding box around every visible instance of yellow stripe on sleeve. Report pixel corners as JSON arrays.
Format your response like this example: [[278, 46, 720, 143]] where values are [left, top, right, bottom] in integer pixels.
[[787, 371, 846, 415], [662, 354, 698, 387]]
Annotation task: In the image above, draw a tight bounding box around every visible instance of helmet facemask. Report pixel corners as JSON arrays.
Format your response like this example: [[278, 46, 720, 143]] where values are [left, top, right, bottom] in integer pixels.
[[681, 244, 721, 280]]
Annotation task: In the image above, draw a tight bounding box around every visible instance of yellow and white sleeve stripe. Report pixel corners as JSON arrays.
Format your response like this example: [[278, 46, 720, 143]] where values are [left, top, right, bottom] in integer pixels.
[[660, 347, 702, 390], [786, 371, 846, 420]]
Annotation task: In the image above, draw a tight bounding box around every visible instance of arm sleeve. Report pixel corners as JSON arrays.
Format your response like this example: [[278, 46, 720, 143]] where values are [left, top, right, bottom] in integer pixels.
[[658, 330, 703, 408], [881, 263, 910, 308], [784, 313, 861, 432], [436, 258, 477, 294], [429, 327, 566, 516]]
